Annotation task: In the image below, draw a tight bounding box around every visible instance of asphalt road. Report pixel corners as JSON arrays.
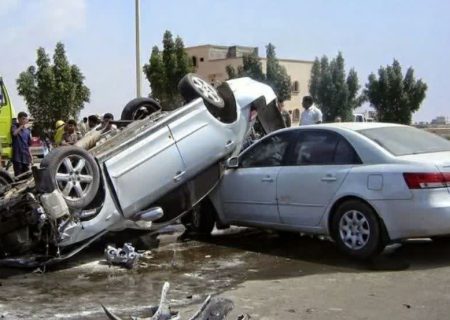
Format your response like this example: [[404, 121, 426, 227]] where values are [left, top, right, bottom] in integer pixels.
[[1, 227, 450, 319]]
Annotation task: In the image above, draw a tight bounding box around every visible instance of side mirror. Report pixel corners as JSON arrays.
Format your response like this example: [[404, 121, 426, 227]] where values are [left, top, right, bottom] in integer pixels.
[[226, 156, 239, 168]]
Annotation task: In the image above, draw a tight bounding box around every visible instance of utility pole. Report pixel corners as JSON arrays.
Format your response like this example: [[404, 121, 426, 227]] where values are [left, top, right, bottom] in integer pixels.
[[135, 0, 142, 97]]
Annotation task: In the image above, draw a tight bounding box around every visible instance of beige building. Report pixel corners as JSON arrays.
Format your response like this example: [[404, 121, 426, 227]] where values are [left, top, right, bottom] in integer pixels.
[[185, 44, 314, 124]]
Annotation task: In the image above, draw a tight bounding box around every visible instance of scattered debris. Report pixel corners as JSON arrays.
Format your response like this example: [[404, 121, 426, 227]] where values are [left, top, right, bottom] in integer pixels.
[[102, 282, 238, 320], [104, 243, 141, 269]]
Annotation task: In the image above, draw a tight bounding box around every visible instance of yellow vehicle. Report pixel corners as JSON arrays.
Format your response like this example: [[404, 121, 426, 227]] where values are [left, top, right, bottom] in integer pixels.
[[0, 77, 15, 163]]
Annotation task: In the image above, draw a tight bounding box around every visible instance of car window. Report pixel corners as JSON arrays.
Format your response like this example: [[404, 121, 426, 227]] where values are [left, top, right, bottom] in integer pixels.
[[291, 131, 338, 165], [334, 138, 362, 164], [288, 130, 360, 165], [240, 131, 295, 168], [358, 126, 450, 156]]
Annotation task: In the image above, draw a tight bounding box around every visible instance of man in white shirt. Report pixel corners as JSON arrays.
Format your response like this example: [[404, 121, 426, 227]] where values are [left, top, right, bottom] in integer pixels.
[[300, 96, 323, 125]]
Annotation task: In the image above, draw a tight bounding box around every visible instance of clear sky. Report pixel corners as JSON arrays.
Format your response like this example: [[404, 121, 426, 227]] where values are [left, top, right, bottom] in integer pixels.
[[1, 0, 448, 122]]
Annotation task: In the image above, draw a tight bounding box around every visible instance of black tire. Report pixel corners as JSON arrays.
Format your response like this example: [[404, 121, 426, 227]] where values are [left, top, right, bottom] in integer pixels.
[[0, 169, 13, 194], [121, 97, 162, 120], [0, 169, 13, 185], [178, 73, 225, 109], [331, 200, 385, 259], [40, 146, 101, 210], [182, 199, 216, 235]]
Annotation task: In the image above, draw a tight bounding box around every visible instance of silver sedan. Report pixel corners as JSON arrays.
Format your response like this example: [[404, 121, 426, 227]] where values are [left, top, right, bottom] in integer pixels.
[[204, 123, 450, 258]]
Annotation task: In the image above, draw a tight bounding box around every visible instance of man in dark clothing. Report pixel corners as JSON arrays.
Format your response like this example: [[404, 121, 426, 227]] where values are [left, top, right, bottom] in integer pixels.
[[279, 101, 291, 127], [11, 111, 32, 176], [87, 115, 101, 131]]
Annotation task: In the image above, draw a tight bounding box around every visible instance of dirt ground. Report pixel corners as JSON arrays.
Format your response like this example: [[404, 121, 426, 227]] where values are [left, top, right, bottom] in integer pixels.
[[1, 227, 450, 319]]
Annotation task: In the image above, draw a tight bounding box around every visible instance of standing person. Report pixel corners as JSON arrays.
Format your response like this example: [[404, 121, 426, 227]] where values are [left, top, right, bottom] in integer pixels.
[[61, 119, 80, 146], [87, 115, 100, 131], [299, 96, 323, 125], [54, 120, 65, 146], [11, 112, 32, 176], [101, 113, 117, 133], [278, 101, 291, 127], [78, 117, 88, 136]]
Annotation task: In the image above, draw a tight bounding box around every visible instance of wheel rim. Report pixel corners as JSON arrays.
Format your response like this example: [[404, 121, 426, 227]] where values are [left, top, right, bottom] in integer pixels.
[[191, 76, 222, 104], [339, 210, 370, 250], [132, 106, 150, 120], [55, 155, 94, 201]]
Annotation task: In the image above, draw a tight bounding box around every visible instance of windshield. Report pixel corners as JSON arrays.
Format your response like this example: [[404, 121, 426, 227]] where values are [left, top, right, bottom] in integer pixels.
[[358, 126, 450, 156]]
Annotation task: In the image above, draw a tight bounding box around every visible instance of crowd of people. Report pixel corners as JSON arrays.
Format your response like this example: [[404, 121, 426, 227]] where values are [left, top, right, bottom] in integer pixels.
[[10, 112, 117, 177]]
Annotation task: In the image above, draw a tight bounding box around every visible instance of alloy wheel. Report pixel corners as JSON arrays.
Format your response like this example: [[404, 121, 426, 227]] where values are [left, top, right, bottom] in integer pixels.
[[191, 76, 222, 104], [55, 155, 94, 201], [339, 210, 371, 250]]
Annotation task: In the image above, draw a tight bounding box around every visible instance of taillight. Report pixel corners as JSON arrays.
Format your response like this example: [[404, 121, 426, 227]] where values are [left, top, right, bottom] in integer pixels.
[[403, 172, 450, 189]]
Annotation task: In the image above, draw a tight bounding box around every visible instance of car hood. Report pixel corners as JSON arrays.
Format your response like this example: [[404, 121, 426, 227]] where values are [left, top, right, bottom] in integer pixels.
[[226, 77, 286, 133]]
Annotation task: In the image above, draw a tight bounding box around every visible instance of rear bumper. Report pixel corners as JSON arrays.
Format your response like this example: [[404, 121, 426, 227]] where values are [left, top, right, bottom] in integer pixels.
[[372, 189, 450, 240]]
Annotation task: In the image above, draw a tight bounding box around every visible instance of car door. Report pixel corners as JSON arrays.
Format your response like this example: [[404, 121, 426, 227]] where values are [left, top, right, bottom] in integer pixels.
[[219, 130, 297, 224], [104, 125, 186, 218], [167, 100, 235, 182], [277, 130, 361, 227]]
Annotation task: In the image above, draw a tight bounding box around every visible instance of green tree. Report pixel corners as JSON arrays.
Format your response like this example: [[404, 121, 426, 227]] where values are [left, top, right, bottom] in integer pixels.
[[364, 60, 427, 124], [226, 53, 265, 82], [308, 52, 363, 122], [225, 65, 238, 79], [174, 36, 192, 86], [265, 43, 291, 102], [144, 46, 166, 102], [143, 31, 193, 109], [226, 44, 291, 102], [17, 42, 90, 132]]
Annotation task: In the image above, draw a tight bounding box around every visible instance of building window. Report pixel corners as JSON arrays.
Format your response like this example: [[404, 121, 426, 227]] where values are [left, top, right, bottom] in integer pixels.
[[200, 57, 204, 62], [192, 56, 197, 67], [293, 108, 300, 122], [292, 81, 299, 93]]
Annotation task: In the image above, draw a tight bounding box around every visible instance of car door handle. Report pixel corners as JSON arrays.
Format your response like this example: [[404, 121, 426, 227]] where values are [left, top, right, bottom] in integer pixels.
[[321, 175, 337, 182], [262, 177, 274, 182], [173, 171, 186, 182]]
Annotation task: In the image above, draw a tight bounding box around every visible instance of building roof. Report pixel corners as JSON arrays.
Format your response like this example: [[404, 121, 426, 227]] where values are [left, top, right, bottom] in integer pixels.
[[185, 44, 314, 64], [185, 44, 257, 51]]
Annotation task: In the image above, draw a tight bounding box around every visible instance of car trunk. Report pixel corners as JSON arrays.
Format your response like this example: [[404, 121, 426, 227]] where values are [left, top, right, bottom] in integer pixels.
[[398, 151, 450, 192]]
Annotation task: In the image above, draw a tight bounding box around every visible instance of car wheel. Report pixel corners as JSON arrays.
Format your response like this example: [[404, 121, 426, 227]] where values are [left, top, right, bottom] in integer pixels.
[[178, 73, 225, 109], [182, 199, 216, 235], [331, 200, 385, 259], [40, 146, 101, 210], [121, 97, 162, 120], [0, 169, 13, 194]]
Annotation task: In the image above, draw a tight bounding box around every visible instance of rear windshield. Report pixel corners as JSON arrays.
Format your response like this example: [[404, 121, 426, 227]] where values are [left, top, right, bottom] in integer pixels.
[[358, 126, 450, 156]]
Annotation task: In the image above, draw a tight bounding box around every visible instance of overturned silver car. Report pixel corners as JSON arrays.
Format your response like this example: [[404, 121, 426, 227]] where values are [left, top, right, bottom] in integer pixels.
[[0, 74, 284, 266]]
